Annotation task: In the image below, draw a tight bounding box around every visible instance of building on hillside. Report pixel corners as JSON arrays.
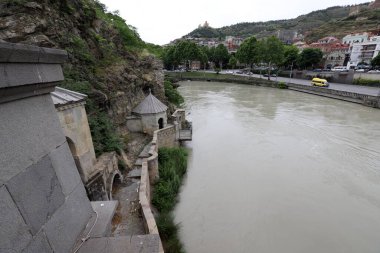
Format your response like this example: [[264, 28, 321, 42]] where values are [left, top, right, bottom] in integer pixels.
[[342, 33, 370, 50], [310, 36, 340, 50], [308, 37, 351, 68], [224, 36, 243, 53], [293, 41, 308, 51], [277, 30, 297, 44], [126, 91, 168, 135], [347, 35, 380, 69], [323, 43, 350, 69], [309, 37, 340, 53], [51, 87, 122, 201]]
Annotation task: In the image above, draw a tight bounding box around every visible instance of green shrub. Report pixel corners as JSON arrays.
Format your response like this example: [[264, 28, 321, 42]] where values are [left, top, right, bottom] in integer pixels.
[[118, 159, 127, 171], [278, 81, 288, 89], [156, 213, 185, 253], [88, 111, 124, 156], [164, 80, 184, 106], [153, 147, 188, 253], [153, 147, 188, 212], [353, 78, 380, 86]]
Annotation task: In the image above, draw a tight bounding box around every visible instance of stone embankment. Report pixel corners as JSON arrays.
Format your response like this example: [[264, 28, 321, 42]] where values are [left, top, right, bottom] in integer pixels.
[[167, 73, 380, 109]]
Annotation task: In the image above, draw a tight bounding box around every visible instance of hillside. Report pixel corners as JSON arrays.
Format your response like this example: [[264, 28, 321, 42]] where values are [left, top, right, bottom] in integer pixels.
[[0, 0, 166, 154], [184, 2, 378, 42]]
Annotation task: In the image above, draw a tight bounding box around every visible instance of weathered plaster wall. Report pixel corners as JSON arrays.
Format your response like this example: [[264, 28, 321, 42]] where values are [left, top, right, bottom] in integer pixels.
[[126, 115, 143, 133], [57, 104, 97, 183], [141, 112, 168, 135]]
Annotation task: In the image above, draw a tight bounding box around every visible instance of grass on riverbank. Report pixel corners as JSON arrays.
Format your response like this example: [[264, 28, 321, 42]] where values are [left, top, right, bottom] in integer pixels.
[[153, 147, 188, 253]]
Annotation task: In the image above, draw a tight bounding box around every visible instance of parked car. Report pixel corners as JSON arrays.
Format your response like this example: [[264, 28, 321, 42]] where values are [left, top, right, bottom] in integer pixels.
[[331, 66, 348, 72], [311, 78, 329, 87], [263, 73, 277, 77]]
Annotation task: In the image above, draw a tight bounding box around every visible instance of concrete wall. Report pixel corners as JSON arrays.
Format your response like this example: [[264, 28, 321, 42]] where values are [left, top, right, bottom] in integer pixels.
[[294, 70, 355, 84], [287, 83, 380, 108], [0, 42, 93, 253], [57, 104, 97, 183], [354, 72, 380, 81]]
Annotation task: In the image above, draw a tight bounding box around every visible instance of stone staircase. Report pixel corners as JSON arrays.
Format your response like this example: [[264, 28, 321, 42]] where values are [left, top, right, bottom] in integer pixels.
[[127, 142, 152, 179]]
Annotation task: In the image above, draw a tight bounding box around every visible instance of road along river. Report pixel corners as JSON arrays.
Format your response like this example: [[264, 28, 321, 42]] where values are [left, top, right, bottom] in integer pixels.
[[174, 81, 380, 253]]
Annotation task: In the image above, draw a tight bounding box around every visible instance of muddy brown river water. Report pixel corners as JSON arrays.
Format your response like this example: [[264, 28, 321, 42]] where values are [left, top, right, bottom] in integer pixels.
[[174, 81, 380, 253]]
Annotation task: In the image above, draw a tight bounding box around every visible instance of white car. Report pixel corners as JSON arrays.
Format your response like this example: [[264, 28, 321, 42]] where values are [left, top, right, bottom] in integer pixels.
[[331, 66, 348, 72]]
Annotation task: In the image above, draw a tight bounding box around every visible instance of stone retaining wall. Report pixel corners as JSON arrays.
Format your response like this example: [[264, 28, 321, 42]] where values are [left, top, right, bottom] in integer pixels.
[[171, 75, 380, 109], [287, 83, 380, 108], [138, 111, 185, 253]]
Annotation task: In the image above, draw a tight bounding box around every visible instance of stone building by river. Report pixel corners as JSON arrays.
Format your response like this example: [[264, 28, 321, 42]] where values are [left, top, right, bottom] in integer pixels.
[[126, 91, 168, 135]]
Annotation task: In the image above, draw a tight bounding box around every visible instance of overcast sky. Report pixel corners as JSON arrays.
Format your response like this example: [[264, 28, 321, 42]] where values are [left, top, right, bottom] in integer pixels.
[[98, 0, 371, 45]]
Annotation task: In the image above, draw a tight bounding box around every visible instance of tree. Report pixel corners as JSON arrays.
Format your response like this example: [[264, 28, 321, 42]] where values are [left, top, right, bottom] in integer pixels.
[[162, 45, 178, 70], [236, 36, 259, 70], [371, 53, 380, 67], [213, 44, 229, 70], [199, 49, 209, 70], [173, 40, 201, 69], [283, 45, 299, 69], [297, 48, 323, 70], [228, 56, 238, 69], [260, 36, 285, 80]]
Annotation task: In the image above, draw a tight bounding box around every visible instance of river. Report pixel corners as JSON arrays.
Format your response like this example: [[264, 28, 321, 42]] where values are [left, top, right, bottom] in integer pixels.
[[174, 81, 380, 253]]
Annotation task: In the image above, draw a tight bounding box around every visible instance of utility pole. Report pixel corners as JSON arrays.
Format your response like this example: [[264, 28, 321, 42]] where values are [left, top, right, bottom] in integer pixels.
[[289, 61, 294, 84]]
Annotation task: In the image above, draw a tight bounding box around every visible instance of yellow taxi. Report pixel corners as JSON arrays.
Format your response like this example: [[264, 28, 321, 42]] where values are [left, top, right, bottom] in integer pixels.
[[311, 78, 329, 87]]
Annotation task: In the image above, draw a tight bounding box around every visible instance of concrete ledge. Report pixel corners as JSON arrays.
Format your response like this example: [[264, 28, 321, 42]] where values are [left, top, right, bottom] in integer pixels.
[[89, 201, 118, 238], [0, 42, 67, 64], [77, 235, 161, 253], [0, 63, 64, 88]]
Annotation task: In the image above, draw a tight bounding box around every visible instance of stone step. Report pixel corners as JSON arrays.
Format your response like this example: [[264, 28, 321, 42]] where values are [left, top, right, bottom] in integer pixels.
[[134, 158, 143, 166], [127, 168, 142, 178], [138, 143, 152, 158]]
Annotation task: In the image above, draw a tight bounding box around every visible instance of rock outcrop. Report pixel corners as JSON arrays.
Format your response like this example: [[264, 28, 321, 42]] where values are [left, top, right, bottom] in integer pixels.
[[0, 0, 166, 135]]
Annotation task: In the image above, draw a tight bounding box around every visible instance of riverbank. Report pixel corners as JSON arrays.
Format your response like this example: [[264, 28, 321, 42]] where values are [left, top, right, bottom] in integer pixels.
[[153, 147, 188, 253], [166, 72, 380, 109]]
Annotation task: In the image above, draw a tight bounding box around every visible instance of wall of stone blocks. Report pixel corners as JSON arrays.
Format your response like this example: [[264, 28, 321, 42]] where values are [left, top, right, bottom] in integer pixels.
[[0, 94, 93, 253], [156, 125, 177, 148]]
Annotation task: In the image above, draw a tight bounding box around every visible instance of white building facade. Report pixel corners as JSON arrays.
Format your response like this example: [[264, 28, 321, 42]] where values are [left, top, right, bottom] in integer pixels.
[[347, 36, 380, 69]]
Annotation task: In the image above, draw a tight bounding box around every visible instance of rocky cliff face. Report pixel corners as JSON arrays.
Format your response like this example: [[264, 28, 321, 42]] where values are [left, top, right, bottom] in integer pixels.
[[0, 0, 166, 130], [370, 0, 380, 9]]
